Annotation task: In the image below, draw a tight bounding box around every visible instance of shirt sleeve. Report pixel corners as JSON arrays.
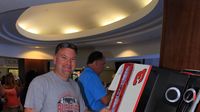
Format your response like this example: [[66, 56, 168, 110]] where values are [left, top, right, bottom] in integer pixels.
[[24, 77, 46, 112]]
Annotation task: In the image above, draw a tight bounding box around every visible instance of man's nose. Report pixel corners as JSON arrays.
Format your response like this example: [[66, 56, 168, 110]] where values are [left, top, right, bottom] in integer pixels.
[[65, 58, 72, 64]]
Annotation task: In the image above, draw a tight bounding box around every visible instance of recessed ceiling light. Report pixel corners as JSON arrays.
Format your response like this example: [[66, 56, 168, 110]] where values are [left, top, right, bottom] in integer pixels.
[[106, 66, 110, 69], [116, 41, 123, 44]]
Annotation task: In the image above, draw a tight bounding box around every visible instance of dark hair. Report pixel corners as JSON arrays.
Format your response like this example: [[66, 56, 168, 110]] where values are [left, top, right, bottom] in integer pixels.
[[1, 75, 6, 85], [4, 72, 15, 87], [55, 42, 78, 54], [87, 51, 104, 64]]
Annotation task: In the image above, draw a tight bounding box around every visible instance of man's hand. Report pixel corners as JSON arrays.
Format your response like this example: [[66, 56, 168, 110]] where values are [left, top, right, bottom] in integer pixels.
[[101, 90, 113, 105], [100, 108, 111, 112]]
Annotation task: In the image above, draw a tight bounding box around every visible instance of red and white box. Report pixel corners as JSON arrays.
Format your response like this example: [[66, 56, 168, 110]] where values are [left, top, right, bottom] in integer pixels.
[[108, 63, 152, 112]]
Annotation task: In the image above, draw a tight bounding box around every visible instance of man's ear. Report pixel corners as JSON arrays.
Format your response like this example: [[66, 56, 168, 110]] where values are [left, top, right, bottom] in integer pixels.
[[94, 60, 98, 66]]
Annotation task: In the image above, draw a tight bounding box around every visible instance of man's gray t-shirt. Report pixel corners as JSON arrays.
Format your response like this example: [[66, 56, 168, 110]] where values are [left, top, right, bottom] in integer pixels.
[[24, 71, 87, 112]]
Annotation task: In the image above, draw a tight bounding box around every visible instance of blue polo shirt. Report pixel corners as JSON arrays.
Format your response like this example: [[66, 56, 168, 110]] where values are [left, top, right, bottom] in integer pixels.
[[78, 67, 107, 112]]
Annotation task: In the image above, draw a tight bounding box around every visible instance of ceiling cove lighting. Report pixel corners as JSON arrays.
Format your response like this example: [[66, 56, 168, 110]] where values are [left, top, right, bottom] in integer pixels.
[[34, 46, 41, 48], [18, 22, 40, 34], [15, 0, 159, 41], [100, 15, 127, 26], [62, 27, 81, 34], [143, 0, 153, 6], [18, 22, 28, 29], [117, 50, 138, 57], [26, 28, 40, 34], [137, 0, 153, 7], [21, 51, 52, 59]]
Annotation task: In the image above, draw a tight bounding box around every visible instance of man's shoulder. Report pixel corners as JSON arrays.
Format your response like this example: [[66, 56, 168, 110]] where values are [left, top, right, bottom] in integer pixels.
[[81, 68, 96, 76], [68, 78, 77, 84], [79, 72, 96, 83], [31, 71, 53, 83]]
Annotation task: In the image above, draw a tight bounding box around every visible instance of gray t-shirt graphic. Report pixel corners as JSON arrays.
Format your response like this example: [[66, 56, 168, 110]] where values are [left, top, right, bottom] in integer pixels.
[[24, 71, 87, 112], [58, 96, 79, 112]]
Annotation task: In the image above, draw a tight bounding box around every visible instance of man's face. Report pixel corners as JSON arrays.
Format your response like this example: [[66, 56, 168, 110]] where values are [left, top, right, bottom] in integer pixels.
[[95, 59, 105, 74], [54, 48, 76, 79]]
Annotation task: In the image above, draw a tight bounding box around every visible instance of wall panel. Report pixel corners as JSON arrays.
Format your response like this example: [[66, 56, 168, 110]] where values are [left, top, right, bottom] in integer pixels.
[[160, 0, 200, 70]]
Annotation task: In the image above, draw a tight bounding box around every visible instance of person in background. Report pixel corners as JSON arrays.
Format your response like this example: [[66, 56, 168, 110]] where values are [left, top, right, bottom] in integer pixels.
[[0, 71, 1, 77], [24, 42, 87, 112], [0, 75, 5, 87], [1, 73, 21, 112], [78, 51, 112, 112], [0, 75, 6, 112]]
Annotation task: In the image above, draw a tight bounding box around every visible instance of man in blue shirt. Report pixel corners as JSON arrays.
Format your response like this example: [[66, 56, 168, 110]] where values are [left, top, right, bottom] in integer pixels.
[[78, 51, 111, 112]]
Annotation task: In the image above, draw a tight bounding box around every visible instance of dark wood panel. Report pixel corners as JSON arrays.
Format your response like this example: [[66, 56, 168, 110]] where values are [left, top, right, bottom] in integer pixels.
[[160, 0, 200, 70], [18, 59, 49, 83], [24, 59, 49, 75]]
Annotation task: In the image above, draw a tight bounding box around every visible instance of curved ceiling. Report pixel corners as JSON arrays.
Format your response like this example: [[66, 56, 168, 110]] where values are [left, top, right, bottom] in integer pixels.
[[16, 0, 158, 41], [0, 0, 163, 47]]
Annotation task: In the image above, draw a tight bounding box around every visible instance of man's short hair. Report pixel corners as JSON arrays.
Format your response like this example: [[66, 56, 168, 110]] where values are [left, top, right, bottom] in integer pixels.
[[87, 51, 104, 64], [55, 42, 77, 54]]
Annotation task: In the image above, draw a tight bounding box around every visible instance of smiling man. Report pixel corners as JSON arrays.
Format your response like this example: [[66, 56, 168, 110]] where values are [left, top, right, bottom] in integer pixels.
[[24, 42, 87, 112]]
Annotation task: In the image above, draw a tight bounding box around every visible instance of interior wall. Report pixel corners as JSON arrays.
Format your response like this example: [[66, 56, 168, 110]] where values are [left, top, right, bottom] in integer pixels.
[[0, 57, 18, 78], [0, 38, 160, 83], [76, 47, 95, 68], [0, 68, 7, 77], [95, 38, 160, 59], [160, 0, 200, 70], [100, 69, 115, 84], [0, 44, 53, 59], [0, 37, 160, 66]]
